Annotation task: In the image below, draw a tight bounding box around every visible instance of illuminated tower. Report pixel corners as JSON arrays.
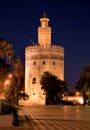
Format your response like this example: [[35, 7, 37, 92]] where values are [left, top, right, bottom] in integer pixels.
[[38, 12, 51, 46], [25, 13, 64, 105]]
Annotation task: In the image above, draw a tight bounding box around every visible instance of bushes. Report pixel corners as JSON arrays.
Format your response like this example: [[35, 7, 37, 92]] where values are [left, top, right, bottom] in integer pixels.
[[0, 100, 8, 114], [61, 100, 74, 105], [0, 99, 19, 126]]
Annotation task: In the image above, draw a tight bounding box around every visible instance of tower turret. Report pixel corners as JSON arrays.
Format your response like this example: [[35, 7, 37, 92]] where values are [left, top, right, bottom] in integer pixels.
[[38, 13, 51, 46]]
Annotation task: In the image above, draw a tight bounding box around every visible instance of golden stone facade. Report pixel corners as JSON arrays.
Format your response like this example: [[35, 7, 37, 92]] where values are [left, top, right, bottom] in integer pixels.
[[25, 13, 64, 105]]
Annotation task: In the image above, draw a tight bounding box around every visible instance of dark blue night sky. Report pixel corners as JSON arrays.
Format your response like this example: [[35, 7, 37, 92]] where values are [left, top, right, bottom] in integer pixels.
[[0, 0, 90, 91]]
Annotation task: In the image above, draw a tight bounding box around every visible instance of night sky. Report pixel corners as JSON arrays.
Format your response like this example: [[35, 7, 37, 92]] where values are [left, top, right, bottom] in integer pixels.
[[0, 0, 90, 91]]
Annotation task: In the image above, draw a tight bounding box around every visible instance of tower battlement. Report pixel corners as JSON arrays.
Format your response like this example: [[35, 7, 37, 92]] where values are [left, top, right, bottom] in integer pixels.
[[26, 44, 64, 52]]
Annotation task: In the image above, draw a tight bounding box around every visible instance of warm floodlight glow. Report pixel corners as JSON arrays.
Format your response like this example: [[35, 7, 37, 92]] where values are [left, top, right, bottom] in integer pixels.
[[4, 74, 12, 88], [6, 80, 9, 85], [68, 97, 84, 104], [8, 74, 12, 78], [64, 96, 84, 105], [86, 91, 90, 95], [76, 92, 80, 96], [79, 98, 84, 104]]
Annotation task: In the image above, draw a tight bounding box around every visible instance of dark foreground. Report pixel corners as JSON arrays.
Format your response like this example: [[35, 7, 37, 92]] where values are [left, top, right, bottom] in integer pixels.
[[0, 105, 90, 130]]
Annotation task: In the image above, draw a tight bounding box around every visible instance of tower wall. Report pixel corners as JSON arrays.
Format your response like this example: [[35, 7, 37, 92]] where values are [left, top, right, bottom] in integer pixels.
[[38, 27, 51, 45], [25, 45, 64, 105]]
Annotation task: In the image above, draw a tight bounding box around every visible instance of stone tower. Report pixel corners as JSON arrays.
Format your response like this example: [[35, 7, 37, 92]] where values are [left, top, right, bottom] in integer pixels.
[[25, 13, 64, 105]]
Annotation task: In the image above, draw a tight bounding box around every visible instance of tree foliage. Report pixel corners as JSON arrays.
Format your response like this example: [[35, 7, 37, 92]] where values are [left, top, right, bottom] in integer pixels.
[[0, 38, 14, 64], [75, 65, 90, 105], [0, 58, 11, 95], [4, 78, 21, 105], [12, 55, 25, 90], [40, 71, 68, 105], [0, 38, 24, 105], [0, 58, 11, 80], [0, 58, 11, 81]]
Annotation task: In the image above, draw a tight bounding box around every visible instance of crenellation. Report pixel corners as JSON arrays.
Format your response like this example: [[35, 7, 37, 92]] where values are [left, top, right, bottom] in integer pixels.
[[26, 44, 64, 51]]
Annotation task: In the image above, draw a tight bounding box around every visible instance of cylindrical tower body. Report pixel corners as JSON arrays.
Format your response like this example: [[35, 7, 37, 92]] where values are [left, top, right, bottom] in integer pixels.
[[25, 45, 64, 105]]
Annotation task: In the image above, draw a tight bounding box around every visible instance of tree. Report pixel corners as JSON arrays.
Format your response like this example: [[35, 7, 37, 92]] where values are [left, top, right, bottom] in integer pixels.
[[4, 78, 21, 105], [12, 55, 25, 91], [0, 38, 14, 65], [12, 55, 21, 77], [5, 41, 14, 64], [0, 58, 11, 97], [4, 77, 21, 126], [40, 71, 68, 105], [0, 38, 7, 58], [75, 65, 90, 105]]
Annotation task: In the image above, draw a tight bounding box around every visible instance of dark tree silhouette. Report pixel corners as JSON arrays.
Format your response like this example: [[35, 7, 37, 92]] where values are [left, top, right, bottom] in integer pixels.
[[40, 71, 68, 105], [75, 65, 90, 105], [0, 58, 11, 96]]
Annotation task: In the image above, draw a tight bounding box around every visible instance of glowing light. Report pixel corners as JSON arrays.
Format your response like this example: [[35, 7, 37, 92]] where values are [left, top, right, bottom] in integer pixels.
[[8, 74, 12, 78], [86, 91, 90, 95], [64, 96, 84, 105], [79, 98, 84, 104], [76, 92, 80, 96], [6, 80, 9, 85]]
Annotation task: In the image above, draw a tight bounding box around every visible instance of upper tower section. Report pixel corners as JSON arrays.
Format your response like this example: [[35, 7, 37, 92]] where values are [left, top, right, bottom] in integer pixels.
[[38, 13, 51, 46]]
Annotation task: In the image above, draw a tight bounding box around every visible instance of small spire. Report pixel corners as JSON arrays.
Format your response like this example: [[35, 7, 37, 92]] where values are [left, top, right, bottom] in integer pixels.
[[43, 12, 46, 17], [41, 12, 48, 19]]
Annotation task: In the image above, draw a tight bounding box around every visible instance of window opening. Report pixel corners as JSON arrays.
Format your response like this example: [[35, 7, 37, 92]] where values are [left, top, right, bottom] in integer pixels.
[[53, 62, 55, 65], [43, 61, 45, 65], [32, 77, 36, 84]]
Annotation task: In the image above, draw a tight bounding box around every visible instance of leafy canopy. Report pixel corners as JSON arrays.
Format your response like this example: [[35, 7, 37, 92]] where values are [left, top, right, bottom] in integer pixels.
[[0, 58, 11, 81], [40, 71, 68, 104]]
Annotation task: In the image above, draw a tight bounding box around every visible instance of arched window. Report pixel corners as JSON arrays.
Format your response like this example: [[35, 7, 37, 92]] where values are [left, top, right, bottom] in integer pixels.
[[32, 77, 36, 84]]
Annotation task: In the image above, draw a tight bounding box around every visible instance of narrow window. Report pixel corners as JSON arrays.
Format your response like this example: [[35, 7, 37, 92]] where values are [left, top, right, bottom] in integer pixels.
[[43, 61, 45, 65], [53, 62, 55, 65], [33, 62, 36, 65], [32, 77, 36, 84]]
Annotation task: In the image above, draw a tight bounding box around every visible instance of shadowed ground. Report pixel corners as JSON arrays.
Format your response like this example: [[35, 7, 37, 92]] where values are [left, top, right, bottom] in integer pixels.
[[0, 105, 90, 130]]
